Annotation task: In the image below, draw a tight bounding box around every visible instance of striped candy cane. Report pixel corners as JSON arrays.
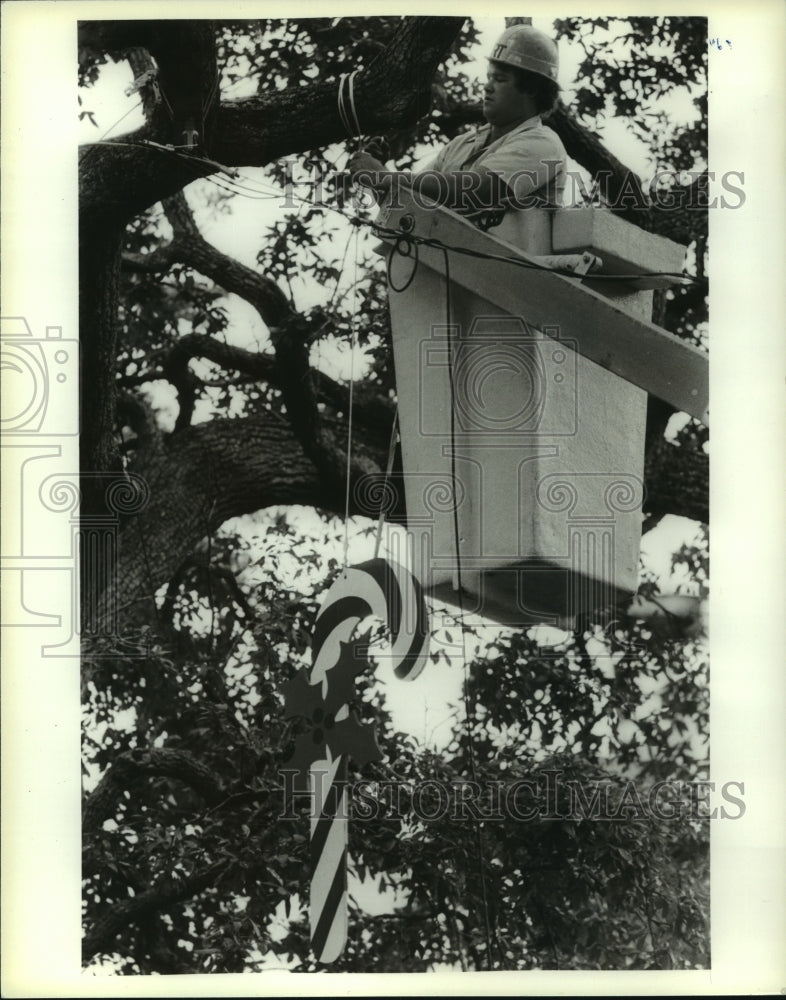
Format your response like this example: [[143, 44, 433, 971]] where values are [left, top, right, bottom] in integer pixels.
[[282, 557, 430, 964]]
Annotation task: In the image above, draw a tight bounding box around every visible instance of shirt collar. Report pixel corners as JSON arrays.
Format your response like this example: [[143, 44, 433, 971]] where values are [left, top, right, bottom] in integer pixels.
[[476, 114, 543, 143]]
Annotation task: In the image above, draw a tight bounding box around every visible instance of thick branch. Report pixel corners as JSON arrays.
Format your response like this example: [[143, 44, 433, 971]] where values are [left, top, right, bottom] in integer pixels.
[[83, 748, 226, 833], [117, 390, 160, 450], [162, 335, 277, 431], [83, 861, 228, 961], [125, 192, 333, 481], [80, 17, 464, 224], [128, 193, 390, 494], [112, 404, 400, 629], [550, 102, 647, 220], [147, 331, 393, 451], [162, 194, 292, 326], [116, 414, 317, 626], [213, 18, 462, 163], [80, 221, 126, 511]]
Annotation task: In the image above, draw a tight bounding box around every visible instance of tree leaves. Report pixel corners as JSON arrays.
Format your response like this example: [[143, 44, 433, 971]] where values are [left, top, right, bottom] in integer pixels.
[[82, 15, 709, 975]]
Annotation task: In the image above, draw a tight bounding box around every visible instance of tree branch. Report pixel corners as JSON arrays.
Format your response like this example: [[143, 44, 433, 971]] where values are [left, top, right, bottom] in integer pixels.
[[122, 245, 178, 274], [123, 191, 333, 476], [117, 390, 161, 451], [115, 414, 317, 626], [213, 18, 463, 163], [111, 403, 401, 629], [130, 193, 390, 497], [83, 748, 227, 833], [80, 17, 465, 225], [82, 860, 229, 961], [161, 194, 292, 326], [152, 330, 393, 454]]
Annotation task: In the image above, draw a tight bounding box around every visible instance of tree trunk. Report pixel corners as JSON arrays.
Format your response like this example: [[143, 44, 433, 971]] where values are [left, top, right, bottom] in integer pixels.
[[80, 219, 125, 512], [113, 415, 324, 626], [80, 16, 708, 636]]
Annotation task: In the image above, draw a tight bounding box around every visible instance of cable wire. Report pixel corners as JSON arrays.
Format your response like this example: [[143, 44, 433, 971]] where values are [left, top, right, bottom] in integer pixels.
[[373, 220, 696, 285], [80, 135, 698, 288], [441, 247, 495, 970], [341, 225, 360, 570], [78, 100, 145, 162], [373, 408, 399, 560]]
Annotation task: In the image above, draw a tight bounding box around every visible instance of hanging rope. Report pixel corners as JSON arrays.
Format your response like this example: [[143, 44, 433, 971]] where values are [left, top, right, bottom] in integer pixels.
[[77, 100, 144, 163], [386, 235, 419, 293], [200, 70, 221, 147], [341, 225, 361, 570], [373, 409, 400, 560], [335, 69, 366, 570], [441, 247, 495, 970]]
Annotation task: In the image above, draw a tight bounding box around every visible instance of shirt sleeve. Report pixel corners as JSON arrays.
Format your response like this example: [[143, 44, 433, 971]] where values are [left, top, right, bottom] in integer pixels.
[[477, 129, 566, 206], [420, 139, 451, 175]]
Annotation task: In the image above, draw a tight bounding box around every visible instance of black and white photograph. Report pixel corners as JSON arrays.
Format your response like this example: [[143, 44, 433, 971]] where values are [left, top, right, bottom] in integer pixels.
[[1, 2, 784, 994]]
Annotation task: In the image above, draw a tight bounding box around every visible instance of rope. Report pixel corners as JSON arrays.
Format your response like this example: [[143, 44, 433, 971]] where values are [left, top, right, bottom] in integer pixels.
[[386, 235, 419, 293], [157, 82, 175, 121], [200, 70, 221, 144], [80, 137, 700, 288], [341, 225, 360, 570], [78, 100, 144, 162], [373, 409, 399, 560], [374, 220, 695, 285], [337, 71, 364, 150], [441, 247, 495, 970]]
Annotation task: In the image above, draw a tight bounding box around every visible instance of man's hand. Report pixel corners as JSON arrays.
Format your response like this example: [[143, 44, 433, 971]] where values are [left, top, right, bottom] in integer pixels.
[[347, 150, 387, 186]]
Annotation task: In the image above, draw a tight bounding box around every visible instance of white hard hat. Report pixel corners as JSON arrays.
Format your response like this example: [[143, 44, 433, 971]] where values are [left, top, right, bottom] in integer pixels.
[[488, 25, 560, 84]]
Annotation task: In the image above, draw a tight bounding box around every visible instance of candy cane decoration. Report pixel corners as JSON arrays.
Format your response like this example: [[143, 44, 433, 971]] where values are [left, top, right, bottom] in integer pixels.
[[281, 557, 430, 964]]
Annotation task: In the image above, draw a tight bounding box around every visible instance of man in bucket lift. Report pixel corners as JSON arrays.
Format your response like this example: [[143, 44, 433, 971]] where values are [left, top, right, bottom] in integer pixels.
[[348, 24, 567, 217]]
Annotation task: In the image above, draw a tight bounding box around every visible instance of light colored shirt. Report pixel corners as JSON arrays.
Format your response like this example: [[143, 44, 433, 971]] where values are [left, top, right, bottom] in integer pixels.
[[424, 115, 566, 207]]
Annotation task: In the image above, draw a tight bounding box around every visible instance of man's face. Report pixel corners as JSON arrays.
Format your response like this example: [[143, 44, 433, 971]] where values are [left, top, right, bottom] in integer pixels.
[[483, 63, 530, 128]]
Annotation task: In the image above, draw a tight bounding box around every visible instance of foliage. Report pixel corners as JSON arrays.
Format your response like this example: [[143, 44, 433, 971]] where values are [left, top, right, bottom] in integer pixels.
[[83, 519, 710, 972], [80, 16, 711, 974], [554, 16, 707, 172]]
